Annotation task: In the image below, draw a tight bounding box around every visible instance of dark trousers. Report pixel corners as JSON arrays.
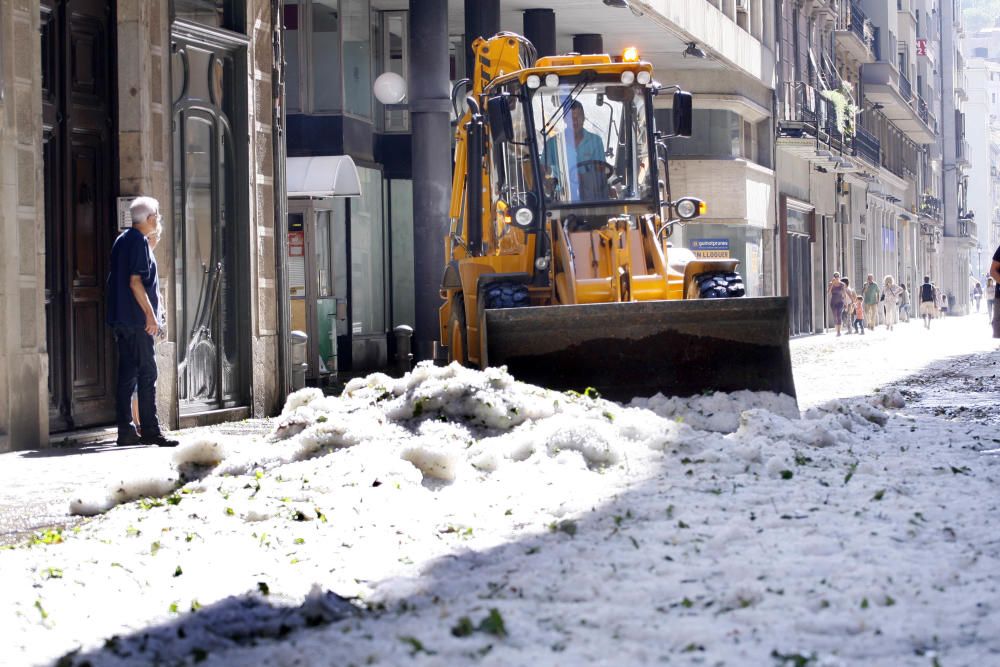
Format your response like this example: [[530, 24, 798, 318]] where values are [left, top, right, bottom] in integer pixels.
[[113, 325, 160, 436]]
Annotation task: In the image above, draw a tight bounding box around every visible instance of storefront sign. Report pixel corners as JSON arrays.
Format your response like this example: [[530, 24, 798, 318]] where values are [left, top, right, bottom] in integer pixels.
[[916, 39, 927, 57], [690, 238, 730, 259], [288, 230, 305, 257]]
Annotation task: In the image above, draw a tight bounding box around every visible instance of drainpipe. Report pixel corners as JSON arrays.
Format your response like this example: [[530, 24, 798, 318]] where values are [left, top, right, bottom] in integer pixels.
[[272, 0, 291, 401]]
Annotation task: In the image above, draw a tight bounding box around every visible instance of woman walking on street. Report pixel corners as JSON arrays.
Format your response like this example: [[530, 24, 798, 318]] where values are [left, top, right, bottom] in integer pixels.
[[828, 272, 848, 337], [841, 277, 856, 334], [987, 277, 996, 321], [898, 283, 910, 323], [881, 275, 902, 331], [972, 281, 983, 313]]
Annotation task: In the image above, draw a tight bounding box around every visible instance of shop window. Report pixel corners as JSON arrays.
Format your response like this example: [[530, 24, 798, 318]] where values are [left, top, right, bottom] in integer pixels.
[[388, 180, 415, 328], [172, 0, 245, 33], [311, 0, 343, 112], [351, 167, 385, 335]]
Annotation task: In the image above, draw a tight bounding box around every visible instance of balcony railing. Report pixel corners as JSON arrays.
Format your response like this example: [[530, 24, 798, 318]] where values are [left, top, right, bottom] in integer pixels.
[[958, 216, 976, 238], [837, 1, 875, 56], [897, 71, 912, 102], [852, 125, 881, 165], [780, 82, 843, 142], [919, 194, 941, 219]]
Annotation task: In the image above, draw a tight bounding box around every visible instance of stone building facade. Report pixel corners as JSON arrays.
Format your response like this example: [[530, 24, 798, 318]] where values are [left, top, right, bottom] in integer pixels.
[[0, 0, 283, 452]]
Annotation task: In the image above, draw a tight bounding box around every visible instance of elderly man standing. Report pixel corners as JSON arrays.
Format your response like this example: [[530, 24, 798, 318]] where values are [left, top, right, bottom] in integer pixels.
[[106, 196, 177, 447], [862, 274, 881, 330]]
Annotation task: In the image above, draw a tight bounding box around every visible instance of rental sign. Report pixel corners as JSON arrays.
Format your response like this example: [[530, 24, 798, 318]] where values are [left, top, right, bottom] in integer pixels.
[[690, 238, 730, 259]]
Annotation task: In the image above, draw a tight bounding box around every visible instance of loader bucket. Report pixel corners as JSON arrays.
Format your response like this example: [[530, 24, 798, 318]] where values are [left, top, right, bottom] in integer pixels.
[[483, 297, 796, 403]]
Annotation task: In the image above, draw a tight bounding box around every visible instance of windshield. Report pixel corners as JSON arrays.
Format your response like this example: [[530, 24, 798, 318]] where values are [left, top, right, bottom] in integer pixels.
[[531, 79, 651, 206]]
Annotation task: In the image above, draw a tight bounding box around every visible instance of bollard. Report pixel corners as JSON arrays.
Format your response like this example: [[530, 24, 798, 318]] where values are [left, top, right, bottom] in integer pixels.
[[290, 330, 308, 390], [393, 325, 414, 375]]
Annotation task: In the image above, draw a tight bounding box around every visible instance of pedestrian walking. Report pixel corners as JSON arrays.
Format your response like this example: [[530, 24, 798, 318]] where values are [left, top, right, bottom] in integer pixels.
[[987, 277, 996, 322], [898, 283, 910, 322], [862, 274, 880, 330], [972, 281, 982, 313], [106, 196, 178, 447], [918, 276, 936, 329], [991, 245, 1000, 339], [938, 289, 949, 317], [852, 294, 866, 335], [827, 271, 848, 337], [881, 275, 902, 330], [841, 277, 855, 334]]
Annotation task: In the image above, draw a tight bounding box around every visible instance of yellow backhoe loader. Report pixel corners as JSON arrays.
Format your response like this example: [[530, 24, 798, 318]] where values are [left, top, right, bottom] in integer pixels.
[[439, 33, 795, 402]]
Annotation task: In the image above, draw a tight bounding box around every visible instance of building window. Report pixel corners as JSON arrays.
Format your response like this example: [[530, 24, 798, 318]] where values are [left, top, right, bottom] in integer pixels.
[[342, 0, 372, 118], [284, 0, 376, 118], [311, 0, 343, 112], [172, 0, 245, 33], [351, 167, 385, 336], [657, 109, 761, 163], [377, 10, 409, 132]]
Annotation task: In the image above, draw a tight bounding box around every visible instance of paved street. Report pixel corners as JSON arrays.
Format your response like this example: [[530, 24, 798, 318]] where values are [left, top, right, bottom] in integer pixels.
[[1, 313, 996, 549]]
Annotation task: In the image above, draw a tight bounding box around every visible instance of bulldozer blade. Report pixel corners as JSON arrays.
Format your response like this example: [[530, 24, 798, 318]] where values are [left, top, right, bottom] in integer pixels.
[[483, 297, 796, 403]]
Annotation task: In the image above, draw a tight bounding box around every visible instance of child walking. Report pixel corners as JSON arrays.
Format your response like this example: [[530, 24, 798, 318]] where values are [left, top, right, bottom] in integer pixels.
[[852, 294, 866, 335]]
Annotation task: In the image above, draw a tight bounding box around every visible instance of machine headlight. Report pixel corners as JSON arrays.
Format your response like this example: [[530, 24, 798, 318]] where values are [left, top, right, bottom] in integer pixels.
[[526, 74, 541, 89], [535, 256, 550, 271], [675, 197, 705, 220], [620, 70, 636, 85], [514, 207, 535, 227], [636, 70, 651, 85], [545, 73, 560, 87]]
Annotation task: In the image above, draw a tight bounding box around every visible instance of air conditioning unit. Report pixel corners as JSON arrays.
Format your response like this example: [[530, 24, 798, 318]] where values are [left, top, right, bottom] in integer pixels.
[[735, 0, 749, 13]]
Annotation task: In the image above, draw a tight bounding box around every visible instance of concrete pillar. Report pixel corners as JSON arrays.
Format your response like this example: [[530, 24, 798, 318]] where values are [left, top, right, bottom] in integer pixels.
[[464, 0, 499, 86], [523, 8, 556, 59], [573, 33, 603, 55], [410, 0, 451, 361]]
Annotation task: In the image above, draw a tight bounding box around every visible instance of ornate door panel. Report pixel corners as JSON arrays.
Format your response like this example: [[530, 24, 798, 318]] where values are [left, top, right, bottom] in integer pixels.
[[42, 0, 115, 430]]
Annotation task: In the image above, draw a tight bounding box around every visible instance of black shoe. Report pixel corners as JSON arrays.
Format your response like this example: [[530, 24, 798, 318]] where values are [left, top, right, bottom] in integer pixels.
[[140, 432, 179, 447], [116, 428, 141, 447]]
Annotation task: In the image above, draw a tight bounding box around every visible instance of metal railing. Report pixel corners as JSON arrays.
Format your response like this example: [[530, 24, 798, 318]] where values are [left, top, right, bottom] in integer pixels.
[[917, 97, 929, 126], [838, 1, 875, 56], [919, 194, 941, 219], [897, 71, 912, 102], [852, 125, 880, 165], [780, 82, 844, 145]]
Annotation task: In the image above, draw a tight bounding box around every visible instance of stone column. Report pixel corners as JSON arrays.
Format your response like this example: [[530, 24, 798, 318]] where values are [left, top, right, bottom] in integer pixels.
[[117, 0, 177, 429], [523, 8, 556, 59], [0, 0, 47, 452]]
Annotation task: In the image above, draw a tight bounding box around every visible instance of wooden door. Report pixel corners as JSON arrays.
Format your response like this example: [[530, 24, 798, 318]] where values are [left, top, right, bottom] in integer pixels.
[[42, 0, 116, 430]]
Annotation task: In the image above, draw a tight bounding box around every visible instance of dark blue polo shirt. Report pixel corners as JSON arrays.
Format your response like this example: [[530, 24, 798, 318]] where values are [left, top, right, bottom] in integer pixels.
[[106, 227, 159, 327]]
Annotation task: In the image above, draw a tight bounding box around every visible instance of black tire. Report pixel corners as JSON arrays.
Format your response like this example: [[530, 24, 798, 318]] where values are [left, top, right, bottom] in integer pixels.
[[695, 271, 745, 299], [483, 281, 530, 309]]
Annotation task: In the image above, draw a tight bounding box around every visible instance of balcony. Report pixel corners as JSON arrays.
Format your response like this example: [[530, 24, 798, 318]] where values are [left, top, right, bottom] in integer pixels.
[[861, 62, 936, 143], [777, 83, 857, 171], [958, 214, 977, 240], [918, 194, 941, 221], [835, 1, 876, 64], [957, 139, 971, 168], [852, 125, 881, 166]]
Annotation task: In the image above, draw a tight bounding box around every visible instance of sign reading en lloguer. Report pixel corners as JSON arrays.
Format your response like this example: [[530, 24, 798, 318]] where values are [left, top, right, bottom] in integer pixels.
[[690, 238, 730, 259]]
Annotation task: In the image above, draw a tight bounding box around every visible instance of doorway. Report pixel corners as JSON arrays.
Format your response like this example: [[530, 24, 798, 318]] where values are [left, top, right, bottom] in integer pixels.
[[42, 0, 117, 431], [171, 27, 249, 413], [787, 232, 813, 336]]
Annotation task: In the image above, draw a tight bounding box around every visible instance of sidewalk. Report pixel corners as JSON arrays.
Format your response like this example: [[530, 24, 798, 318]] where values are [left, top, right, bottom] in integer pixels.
[[0, 419, 274, 547]]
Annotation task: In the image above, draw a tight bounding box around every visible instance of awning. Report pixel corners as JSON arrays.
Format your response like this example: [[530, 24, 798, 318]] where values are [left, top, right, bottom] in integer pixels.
[[286, 155, 362, 198]]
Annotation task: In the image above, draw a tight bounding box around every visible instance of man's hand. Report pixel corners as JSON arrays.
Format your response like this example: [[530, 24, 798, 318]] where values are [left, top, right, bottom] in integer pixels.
[[145, 314, 159, 337]]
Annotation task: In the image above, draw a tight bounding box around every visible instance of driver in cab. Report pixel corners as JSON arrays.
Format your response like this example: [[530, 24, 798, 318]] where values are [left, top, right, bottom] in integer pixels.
[[544, 101, 609, 201]]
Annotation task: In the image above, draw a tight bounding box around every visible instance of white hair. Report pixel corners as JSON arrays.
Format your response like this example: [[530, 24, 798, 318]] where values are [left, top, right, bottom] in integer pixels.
[[129, 196, 160, 225]]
